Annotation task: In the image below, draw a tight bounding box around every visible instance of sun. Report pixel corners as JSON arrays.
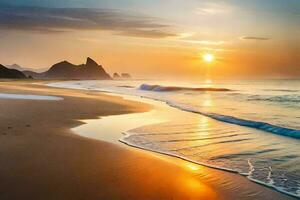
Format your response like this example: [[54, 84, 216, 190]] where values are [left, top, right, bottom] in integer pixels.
[[203, 53, 215, 63]]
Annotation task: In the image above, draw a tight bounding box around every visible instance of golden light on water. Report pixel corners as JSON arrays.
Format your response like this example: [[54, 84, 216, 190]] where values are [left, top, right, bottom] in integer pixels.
[[187, 163, 200, 171], [203, 53, 215, 63], [205, 79, 212, 85], [203, 94, 213, 107]]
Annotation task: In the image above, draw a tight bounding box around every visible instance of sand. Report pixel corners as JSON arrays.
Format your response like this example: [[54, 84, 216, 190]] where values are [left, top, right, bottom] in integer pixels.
[[0, 80, 295, 200]]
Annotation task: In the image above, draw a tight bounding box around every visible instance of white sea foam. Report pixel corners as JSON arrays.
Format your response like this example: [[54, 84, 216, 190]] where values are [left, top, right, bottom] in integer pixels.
[[0, 93, 63, 101]]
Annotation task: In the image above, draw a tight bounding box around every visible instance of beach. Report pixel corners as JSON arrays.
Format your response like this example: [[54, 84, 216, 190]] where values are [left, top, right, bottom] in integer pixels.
[[0, 80, 296, 200]]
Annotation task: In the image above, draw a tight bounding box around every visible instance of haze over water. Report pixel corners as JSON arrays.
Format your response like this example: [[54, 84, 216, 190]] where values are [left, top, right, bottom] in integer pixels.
[[50, 79, 300, 198]]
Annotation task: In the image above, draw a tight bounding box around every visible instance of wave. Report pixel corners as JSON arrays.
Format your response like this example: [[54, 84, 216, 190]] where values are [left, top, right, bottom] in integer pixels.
[[263, 89, 299, 92], [167, 102, 300, 139], [48, 81, 300, 139], [139, 84, 231, 92], [248, 94, 300, 103]]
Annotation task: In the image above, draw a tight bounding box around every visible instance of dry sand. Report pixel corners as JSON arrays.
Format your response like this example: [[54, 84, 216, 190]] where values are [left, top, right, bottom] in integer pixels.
[[0, 80, 295, 200]]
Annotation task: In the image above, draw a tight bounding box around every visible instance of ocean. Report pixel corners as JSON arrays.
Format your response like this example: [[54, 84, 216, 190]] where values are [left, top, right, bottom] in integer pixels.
[[49, 79, 300, 198]]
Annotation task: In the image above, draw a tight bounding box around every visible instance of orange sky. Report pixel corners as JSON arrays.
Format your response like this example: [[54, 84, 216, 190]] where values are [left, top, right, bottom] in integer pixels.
[[0, 0, 299, 79]]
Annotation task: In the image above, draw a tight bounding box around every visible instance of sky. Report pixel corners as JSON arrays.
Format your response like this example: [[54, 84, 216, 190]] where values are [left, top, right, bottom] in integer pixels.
[[0, 0, 299, 79]]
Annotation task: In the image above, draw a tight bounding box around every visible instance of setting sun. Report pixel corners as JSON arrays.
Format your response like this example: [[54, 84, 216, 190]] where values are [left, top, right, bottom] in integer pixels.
[[203, 54, 215, 63]]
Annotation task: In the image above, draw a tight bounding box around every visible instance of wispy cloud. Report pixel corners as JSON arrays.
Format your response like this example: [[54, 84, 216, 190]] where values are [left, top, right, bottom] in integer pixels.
[[0, 5, 177, 38], [200, 47, 233, 52], [240, 36, 271, 41], [196, 2, 234, 15], [181, 40, 225, 45]]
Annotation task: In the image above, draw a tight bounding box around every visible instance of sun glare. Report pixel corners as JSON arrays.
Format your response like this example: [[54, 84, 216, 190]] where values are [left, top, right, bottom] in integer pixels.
[[203, 54, 214, 63]]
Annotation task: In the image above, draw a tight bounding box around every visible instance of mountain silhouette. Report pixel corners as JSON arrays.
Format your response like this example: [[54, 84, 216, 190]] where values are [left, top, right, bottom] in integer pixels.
[[6, 64, 48, 73], [0, 64, 27, 79], [5, 64, 24, 71], [44, 57, 111, 79]]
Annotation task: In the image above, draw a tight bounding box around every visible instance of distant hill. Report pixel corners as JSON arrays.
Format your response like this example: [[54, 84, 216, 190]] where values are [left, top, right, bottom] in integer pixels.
[[5, 64, 48, 73], [5, 64, 48, 78], [121, 73, 132, 79], [23, 70, 43, 79], [3, 58, 112, 80], [0, 64, 27, 79], [44, 57, 111, 80], [5, 64, 24, 71]]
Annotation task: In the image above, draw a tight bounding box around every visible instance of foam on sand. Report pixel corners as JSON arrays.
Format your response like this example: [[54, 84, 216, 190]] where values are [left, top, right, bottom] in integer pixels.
[[0, 93, 63, 101]]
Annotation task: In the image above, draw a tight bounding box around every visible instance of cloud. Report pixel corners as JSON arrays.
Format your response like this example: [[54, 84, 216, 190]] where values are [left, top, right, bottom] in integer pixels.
[[0, 5, 177, 38], [240, 36, 271, 41], [181, 39, 225, 45], [196, 2, 234, 15], [200, 47, 233, 52]]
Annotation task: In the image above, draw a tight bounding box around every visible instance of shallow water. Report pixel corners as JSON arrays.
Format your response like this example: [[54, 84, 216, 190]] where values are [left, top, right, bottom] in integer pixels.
[[48, 79, 300, 198], [0, 93, 63, 100]]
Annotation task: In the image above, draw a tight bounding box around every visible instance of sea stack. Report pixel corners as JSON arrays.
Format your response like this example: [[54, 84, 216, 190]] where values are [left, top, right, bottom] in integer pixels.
[[113, 73, 121, 79], [121, 73, 131, 79], [44, 57, 111, 80]]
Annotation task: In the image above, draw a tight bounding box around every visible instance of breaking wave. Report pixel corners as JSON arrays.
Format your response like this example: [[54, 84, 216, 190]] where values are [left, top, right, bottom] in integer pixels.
[[139, 84, 231, 92], [167, 102, 300, 139], [248, 94, 300, 103]]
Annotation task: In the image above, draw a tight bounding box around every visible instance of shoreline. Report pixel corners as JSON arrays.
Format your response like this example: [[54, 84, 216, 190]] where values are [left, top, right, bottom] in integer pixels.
[[74, 91, 300, 200], [0, 80, 296, 200], [57, 81, 297, 200]]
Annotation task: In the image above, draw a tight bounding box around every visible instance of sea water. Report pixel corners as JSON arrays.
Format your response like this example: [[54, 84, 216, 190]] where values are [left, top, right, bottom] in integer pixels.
[[49, 79, 300, 198]]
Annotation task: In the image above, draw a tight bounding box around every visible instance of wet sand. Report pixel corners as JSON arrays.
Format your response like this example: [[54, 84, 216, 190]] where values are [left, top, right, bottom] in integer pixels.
[[0, 80, 295, 200]]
